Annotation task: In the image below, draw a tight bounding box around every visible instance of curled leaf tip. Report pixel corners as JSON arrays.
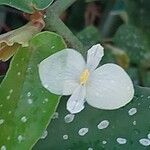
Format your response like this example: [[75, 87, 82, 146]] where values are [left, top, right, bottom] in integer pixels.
[[0, 11, 45, 61]]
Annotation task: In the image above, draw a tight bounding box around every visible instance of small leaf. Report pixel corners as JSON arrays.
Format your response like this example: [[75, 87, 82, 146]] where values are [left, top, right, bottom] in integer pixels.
[[0, 31, 66, 149]]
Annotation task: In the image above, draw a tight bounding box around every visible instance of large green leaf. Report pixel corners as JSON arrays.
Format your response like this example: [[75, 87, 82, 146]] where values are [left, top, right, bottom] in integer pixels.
[[0, 31, 66, 150], [34, 86, 150, 150], [113, 24, 150, 65], [0, 0, 54, 13]]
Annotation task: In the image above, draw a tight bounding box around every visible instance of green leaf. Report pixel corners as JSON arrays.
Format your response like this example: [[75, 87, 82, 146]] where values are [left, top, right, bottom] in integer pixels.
[[34, 86, 150, 150], [0, 31, 66, 150], [113, 25, 150, 65], [0, 0, 54, 13], [143, 71, 150, 87], [124, 0, 150, 34], [77, 26, 101, 49]]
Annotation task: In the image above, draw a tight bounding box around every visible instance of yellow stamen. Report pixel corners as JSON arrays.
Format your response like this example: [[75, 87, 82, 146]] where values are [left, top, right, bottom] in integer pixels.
[[80, 69, 90, 85]]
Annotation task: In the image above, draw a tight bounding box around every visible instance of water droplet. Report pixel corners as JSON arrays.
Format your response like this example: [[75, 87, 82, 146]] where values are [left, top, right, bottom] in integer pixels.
[[64, 114, 75, 123], [44, 98, 48, 102], [97, 120, 109, 129], [116, 138, 127, 144], [63, 134, 68, 140], [9, 89, 13, 94], [102, 140, 107, 144], [0, 119, 4, 125], [140, 95, 144, 98], [1, 145, 6, 150], [0, 104, 3, 107], [18, 135, 23, 143], [148, 96, 150, 99], [52, 112, 59, 119], [133, 121, 136, 125], [27, 92, 31, 97], [128, 108, 137, 116], [17, 72, 21, 76], [139, 138, 150, 146], [21, 116, 27, 123], [78, 128, 88, 136], [6, 95, 10, 100], [88, 148, 93, 150], [41, 130, 48, 139], [51, 46, 55, 49], [28, 99, 33, 104], [8, 111, 12, 114], [7, 136, 10, 140]]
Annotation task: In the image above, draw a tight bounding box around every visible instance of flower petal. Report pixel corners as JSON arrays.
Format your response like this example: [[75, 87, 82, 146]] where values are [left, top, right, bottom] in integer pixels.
[[39, 49, 85, 95], [86, 44, 104, 71], [86, 63, 134, 110], [67, 85, 86, 114]]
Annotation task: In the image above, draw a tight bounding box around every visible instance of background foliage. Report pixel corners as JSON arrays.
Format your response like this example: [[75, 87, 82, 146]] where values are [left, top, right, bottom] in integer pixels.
[[0, 0, 149, 149]]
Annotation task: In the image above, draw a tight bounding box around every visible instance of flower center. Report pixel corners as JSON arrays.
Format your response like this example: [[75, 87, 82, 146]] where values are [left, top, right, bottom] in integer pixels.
[[80, 69, 90, 85]]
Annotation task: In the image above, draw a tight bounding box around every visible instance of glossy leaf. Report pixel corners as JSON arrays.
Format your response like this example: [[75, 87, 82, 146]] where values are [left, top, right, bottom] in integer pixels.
[[0, 0, 54, 13], [34, 86, 150, 150], [0, 31, 66, 150]]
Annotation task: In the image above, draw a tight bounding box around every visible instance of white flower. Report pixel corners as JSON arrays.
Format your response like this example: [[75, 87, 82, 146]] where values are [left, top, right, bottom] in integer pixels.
[[39, 44, 134, 114]]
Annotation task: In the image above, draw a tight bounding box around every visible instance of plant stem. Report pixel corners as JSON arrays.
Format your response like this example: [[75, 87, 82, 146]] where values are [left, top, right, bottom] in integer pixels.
[[49, 0, 77, 16], [45, 13, 84, 53], [45, 0, 85, 54]]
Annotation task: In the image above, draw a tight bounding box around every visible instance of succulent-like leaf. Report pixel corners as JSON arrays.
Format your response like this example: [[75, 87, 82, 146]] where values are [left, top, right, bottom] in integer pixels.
[[77, 26, 101, 49], [113, 25, 150, 65], [0, 31, 66, 150]]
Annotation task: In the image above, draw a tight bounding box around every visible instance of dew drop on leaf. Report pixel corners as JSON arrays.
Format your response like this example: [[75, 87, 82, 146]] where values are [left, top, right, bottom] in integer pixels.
[[18, 135, 23, 143], [102, 140, 107, 144], [21, 116, 27, 123], [17, 72, 21, 76], [52, 112, 59, 119], [133, 120, 136, 125], [41, 130, 48, 139], [0, 119, 4, 125], [139, 138, 150, 146], [28, 99, 33, 104], [64, 114, 75, 123], [62, 134, 68, 140], [1, 145, 6, 150], [27, 92, 31, 97], [97, 120, 109, 130], [78, 128, 89, 136], [128, 108, 137, 116], [116, 137, 127, 144], [9, 89, 13, 94]]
